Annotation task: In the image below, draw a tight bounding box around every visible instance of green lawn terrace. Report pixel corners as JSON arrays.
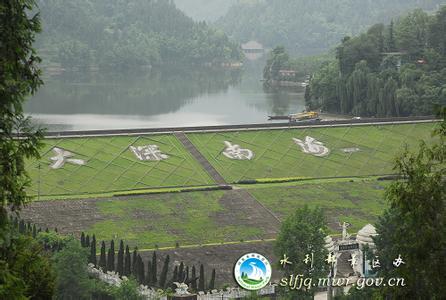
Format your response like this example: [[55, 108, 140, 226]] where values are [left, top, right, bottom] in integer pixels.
[[21, 179, 389, 249], [249, 180, 388, 233], [187, 122, 438, 183], [26, 134, 213, 197], [26, 122, 437, 197]]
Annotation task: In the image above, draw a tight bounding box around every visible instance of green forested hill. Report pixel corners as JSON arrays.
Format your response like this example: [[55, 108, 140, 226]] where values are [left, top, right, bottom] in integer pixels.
[[218, 0, 445, 55], [36, 0, 242, 68], [306, 7, 446, 117], [173, 0, 237, 21]]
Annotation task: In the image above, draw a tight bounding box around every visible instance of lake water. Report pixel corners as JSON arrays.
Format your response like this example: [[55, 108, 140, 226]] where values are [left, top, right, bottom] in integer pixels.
[[25, 62, 306, 131]]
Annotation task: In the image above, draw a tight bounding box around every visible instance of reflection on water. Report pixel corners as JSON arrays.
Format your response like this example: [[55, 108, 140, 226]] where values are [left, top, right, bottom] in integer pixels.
[[26, 63, 306, 130]]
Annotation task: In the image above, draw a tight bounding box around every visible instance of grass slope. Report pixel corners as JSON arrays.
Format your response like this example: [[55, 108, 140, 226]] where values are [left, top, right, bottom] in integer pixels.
[[249, 180, 389, 233], [187, 123, 437, 183], [26, 135, 213, 196], [87, 191, 263, 248]]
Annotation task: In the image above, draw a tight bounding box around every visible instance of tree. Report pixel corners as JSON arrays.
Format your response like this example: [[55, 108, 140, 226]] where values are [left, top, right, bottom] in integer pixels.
[[89, 235, 97, 266], [52, 239, 91, 299], [159, 255, 170, 288], [208, 269, 216, 290], [117, 240, 124, 275], [151, 252, 157, 284], [80, 232, 85, 247], [275, 206, 329, 298], [191, 266, 197, 291], [99, 241, 107, 271], [0, 0, 44, 217], [387, 20, 396, 52], [178, 262, 184, 282], [198, 264, 205, 292], [113, 277, 143, 300], [145, 260, 152, 286], [0, 2, 44, 292], [373, 109, 446, 298], [85, 234, 90, 248], [2, 235, 55, 299], [124, 245, 131, 277], [171, 266, 178, 284], [136, 255, 144, 284], [107, 240, 115, 272], [131, 247, 138, 276]]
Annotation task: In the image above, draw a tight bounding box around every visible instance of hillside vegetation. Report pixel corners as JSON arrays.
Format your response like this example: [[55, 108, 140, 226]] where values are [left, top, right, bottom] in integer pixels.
[[306, 7, 446, 117], [218, 0, 445, 55], [36, 0, 242, 68], [174, 0, 237, 21]]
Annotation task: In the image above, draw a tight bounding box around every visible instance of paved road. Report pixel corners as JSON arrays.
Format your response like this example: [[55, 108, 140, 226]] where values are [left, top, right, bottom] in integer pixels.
[[41, 116, 439, 138]]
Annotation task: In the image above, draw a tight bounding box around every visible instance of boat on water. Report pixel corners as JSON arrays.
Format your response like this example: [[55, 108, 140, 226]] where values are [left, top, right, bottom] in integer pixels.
[[268, 111, 321, 122]]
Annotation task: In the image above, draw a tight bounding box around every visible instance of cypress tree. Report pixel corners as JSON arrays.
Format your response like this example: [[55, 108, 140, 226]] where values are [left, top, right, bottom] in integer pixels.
[[13, 217, 18, 230], [19, 220, 25, 233], [198, 264, 205, 292], [137, 255, 145, 284], [185, 266, 189, 283], [191, 266, 197, 291], [159, 255, 170, 288], [90, 235, 97, 266], [26, 221, 31, 234], [208, 269, 216, 290], [99, 241, 107, 270], [117, 240, 124, 275], [151, 252, 157, 284], [80, 232, 85, 247], [146, 260, 152, 286], [124, 245, 131, 276], [178, 262, 184, 282], [131, 247, 138, 276], [172, 266, 178, 284], [107, 240, 115, 272], [85, 234, 90, 247], [388, 20, 396, 52]]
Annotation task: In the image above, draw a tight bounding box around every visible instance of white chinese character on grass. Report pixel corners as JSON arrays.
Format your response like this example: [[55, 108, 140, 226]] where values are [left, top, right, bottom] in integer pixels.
[[372, 256, 381, 269], [280, 254, 292, 268], [325, 253, 337, 266], [50, 147, 86, 169], [130, 145, 169, 161], [293, 136, 330, 157], [393, 254, 405, 268], [222, 141, 254, 160], [348, 253, 358, 268]]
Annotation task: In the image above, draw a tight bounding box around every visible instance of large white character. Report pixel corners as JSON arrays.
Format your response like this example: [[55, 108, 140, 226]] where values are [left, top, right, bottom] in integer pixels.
[[293, 136, 330, 157], [50, 147, 86, 169], [130, 145, 169, 161], [222, 141, 254, 160]]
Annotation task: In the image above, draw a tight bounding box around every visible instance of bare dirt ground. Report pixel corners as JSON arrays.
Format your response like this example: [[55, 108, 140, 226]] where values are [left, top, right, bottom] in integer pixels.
[[138, 241, 280, 288], [20, 198, 106, 233], [212, 189, 281, 238], [19, 189, 281, 244]]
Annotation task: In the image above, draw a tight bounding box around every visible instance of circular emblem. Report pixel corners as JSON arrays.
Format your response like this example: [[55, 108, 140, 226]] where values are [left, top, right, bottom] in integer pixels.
[[234, 253, 271, 290]]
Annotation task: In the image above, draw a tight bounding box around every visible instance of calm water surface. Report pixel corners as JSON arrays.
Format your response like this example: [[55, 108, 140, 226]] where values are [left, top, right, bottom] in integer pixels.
[[26, 63, 306, 131]]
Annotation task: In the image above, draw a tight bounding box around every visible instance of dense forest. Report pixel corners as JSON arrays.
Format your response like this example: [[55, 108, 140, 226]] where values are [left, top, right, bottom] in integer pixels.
[[174, 0, 236, 21], [305, 6, 446, 117], [36, 0, 242, 68], [218, 0, 445, 56]]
